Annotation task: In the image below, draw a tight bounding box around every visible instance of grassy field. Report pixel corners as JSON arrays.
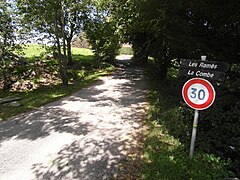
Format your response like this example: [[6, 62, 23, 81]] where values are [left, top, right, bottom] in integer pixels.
[[23, 44, 94, 58], [72, 47, 93, 56], [23, 44, 46, 58], [0, 44, 114, 120]]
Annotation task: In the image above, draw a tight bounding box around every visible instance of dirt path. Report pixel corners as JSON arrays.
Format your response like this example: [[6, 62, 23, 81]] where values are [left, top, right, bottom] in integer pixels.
[[0, 67, 148, 180]]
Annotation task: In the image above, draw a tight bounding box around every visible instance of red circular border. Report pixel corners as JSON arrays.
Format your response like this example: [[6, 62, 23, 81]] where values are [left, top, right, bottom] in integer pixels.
[[182, 78, 215, 110]]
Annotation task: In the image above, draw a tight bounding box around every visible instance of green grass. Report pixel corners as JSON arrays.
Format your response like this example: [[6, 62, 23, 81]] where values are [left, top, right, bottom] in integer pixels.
[[0, 69, 112, 120], [23, 44, 94, 59], [141, 70, 233, 179], [23, 44, 46, 58], [72, 47, 93, 56]]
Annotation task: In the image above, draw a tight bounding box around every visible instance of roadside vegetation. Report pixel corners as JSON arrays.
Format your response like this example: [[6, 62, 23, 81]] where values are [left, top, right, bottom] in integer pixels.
[[141, 65, 238, 179], [0, 44, 114, 120]]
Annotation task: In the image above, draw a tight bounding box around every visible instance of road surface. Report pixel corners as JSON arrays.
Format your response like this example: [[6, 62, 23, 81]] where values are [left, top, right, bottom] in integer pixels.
[[0, 66, 148, 180]]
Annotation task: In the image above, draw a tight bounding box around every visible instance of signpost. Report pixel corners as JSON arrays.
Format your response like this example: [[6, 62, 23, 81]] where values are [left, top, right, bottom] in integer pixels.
[[180, 56, 227, 158], [179, 59, 228, 81]]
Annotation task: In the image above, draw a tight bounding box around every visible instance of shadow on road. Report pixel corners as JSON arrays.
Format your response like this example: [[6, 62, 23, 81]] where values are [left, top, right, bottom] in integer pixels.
[[0, 66, 148, 179]]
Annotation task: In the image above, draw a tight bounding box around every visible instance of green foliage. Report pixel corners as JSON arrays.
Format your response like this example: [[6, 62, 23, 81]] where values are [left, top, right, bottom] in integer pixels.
[[143, 73, 233, 179], [0, 1, 25, 89], [195, 71, 240, 176], [111, 0, 240, 79], [84, 1, 120, 66]]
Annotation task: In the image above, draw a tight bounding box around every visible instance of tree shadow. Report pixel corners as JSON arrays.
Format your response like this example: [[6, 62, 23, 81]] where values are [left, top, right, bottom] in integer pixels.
[[32, 138, 129, 179], [0, 105, 93, 142]]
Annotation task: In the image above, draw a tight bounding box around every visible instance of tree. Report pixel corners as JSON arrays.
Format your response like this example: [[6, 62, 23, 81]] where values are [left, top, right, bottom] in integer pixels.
[[84, 0, 120, 66], [17, 0, 89, 86], [0, 1, 24, 90]]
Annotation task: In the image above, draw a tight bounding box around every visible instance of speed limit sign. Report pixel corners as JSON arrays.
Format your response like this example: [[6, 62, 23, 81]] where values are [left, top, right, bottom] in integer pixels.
[[182, 78, 216, 110]]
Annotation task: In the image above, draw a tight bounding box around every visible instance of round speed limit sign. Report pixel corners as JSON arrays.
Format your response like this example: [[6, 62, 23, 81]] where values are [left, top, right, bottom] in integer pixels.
[[182, 78, 216, 110]]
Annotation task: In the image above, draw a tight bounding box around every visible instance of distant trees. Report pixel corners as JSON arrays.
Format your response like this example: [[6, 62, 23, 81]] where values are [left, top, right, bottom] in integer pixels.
[[72, 32, 90, 49], [84, 0, 120, 66]]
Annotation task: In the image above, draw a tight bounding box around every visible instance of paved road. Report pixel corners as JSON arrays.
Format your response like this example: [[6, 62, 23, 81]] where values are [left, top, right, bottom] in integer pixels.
[[0, 67, 148, 180]]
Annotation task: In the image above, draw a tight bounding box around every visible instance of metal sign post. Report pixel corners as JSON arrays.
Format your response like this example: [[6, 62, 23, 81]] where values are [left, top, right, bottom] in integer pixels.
[[189, 109, 199, 158], [189, 56, 205, 158]]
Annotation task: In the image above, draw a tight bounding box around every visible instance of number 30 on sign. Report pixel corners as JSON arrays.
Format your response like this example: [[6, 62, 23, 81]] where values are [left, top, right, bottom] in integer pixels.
[[182, 78, 216, 110]]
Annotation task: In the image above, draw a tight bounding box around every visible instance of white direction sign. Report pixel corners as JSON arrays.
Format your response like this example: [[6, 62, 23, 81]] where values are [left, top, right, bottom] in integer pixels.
[[182, 78, 216, 110]]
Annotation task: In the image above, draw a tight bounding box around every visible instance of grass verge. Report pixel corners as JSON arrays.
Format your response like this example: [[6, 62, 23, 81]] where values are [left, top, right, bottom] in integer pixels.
[[0, 68, 114, 121]]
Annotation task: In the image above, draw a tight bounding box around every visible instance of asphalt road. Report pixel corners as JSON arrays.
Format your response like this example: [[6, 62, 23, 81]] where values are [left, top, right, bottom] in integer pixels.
[[0, 64, 148, 180]]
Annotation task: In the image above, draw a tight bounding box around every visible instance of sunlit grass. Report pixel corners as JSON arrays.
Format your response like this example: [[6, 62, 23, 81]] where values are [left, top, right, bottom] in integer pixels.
[[23, 44, 94, 59], [72, 47, 93, 56], [119, 46, 133, 55], [23, 44, 46, 58]]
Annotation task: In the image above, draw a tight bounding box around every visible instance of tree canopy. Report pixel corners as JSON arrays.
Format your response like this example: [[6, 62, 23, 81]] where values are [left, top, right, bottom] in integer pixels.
[[109, 0, 240, 79]]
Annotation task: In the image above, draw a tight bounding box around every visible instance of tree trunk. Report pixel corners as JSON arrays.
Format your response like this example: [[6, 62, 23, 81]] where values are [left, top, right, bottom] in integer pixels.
[[61, 39, 68, 87], [67, 38, 73, 65], [1, 62, 9, 90], [56, 38, 68, 87], [0, 47, 11, 90], [158, 60, 168, 81], [59, 0, 68, 87]]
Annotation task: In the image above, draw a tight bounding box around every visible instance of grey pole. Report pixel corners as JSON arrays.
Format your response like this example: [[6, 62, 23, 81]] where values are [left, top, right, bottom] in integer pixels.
[[189, 55, 206, 158], [189, 109, 199, 158]]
